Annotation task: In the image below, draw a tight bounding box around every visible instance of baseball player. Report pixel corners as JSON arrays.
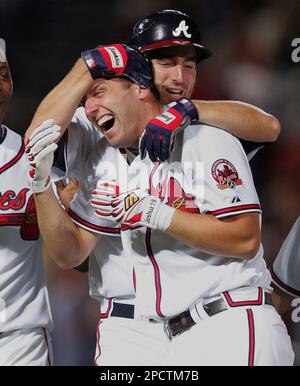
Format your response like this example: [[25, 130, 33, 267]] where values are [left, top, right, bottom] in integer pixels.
[[24, 10, 284, 365], [130, 10, 281, 162], [25, 44, 294, 365], [271, 217, 300, 314], [0, 38, 53, 366], [23, 9, 284, 366], [25, 9, 281, 280]]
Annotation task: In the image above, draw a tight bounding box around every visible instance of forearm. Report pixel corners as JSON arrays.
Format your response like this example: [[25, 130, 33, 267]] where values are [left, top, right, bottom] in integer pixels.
[[192, 100, 281, 142], [166, 211, 260, 259], [271, 285, 294, 315], [34, 187, 95, 268], [25, 59, 93, 140]]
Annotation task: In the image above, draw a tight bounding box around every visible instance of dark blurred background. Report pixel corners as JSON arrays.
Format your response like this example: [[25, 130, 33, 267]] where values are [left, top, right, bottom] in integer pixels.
[[1, 0, 300, 365]]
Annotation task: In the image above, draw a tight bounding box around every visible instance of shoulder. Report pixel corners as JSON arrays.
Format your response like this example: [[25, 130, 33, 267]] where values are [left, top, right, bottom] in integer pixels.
[[183, 121, 242, 149]]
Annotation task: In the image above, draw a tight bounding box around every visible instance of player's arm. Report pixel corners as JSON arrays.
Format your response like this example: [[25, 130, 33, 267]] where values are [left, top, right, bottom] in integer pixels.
[[55, 178, 79, 209], [140, 98, 281, 162], [166, 211, 260, 259], [191, 100, 281, 142], [91, 185, 260, 260], [35, 186, 98, 269], [25, 58, 93, 141], [271, 286, 294, 315]]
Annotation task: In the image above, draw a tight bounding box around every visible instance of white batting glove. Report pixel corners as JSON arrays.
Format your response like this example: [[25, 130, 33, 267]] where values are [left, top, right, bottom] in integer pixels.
[[90, 181, 176, 231], [25, 119, 61, 193]]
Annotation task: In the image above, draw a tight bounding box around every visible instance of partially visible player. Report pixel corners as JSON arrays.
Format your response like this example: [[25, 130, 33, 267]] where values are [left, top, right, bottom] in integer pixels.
[[0, 38, 53, 366], [271, 217, 300, 314], [130, 10, 281, 161]]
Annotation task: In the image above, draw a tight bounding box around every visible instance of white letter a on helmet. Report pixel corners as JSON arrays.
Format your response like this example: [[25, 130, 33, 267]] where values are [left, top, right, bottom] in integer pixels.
[[172, 20, 192, 38]]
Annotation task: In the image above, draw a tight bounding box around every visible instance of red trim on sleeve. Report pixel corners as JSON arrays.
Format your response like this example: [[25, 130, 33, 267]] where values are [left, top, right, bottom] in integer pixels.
[[210, 204, 261, 217], [270, 267, 300, 297], [68, 208, 120, 235]]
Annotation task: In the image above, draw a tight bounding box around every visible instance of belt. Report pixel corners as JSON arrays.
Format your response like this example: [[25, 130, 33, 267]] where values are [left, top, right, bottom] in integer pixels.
[[109, 289, 274, 340], [165, 291, 273, 340]]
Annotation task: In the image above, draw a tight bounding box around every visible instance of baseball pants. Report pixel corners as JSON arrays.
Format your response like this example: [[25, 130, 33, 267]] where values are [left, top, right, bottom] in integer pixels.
[[94, 290, 294, 366]]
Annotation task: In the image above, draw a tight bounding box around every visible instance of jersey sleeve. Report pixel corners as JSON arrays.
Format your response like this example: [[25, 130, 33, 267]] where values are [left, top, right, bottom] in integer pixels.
[[181, 125, 261, 218], [271, 217, 300, 297], [51, 107, 102, 181]]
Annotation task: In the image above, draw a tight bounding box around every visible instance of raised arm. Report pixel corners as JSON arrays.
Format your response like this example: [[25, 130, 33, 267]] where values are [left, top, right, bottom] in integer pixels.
[[25, 59, 93, 141], [192, 100, 281, 142]]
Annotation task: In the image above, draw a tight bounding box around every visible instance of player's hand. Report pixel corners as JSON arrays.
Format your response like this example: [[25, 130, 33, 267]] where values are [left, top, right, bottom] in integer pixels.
[[81, 44, 152, 87], [139, 98, 199, 162], [25, 119, 61, 193], [90, 181, 176, 231], [55, 178, 79, 209]]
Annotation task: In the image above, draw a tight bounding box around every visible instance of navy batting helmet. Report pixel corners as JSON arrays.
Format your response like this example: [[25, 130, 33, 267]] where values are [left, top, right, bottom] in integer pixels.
[[129, 9, 212, 62]]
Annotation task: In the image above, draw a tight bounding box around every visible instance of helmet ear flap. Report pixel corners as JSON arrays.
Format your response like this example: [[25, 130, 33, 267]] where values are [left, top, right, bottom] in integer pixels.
[[129, 9, 212, 63]]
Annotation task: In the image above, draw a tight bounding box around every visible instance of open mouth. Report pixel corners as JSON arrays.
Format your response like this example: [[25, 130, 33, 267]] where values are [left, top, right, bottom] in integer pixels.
[[97, 114, 115, 132], [166, 89, 183, 97]]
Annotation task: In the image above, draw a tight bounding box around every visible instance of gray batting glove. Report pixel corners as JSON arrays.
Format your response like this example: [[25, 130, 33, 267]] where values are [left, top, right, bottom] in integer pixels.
[[25, 119, 61, 193]]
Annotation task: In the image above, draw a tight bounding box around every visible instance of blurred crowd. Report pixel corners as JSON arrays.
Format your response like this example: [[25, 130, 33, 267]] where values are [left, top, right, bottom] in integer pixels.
[[1, 0, 299, 365]]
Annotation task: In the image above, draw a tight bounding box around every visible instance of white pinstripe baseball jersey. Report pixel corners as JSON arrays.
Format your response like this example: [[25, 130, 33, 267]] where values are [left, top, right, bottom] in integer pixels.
[[67, 119, 272, 318]]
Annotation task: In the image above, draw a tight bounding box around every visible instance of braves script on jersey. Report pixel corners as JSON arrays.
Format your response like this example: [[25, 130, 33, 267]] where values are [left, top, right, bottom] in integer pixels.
[[0, 127, 52, 332]]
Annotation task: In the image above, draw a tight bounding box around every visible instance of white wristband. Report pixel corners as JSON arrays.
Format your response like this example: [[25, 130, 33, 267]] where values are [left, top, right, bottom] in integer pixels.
[[29, 177, 51, 194], [155, 203, 176, 232]]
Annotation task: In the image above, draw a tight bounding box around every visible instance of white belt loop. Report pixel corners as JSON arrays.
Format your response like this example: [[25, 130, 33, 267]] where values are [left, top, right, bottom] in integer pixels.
[[190, 298, 209, 322]]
